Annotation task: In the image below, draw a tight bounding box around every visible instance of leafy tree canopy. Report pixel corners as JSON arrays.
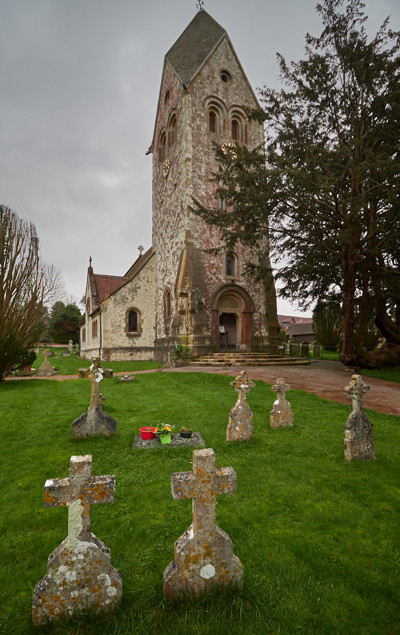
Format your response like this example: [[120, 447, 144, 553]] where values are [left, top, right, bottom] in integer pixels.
[[192, 0, 400, 365]]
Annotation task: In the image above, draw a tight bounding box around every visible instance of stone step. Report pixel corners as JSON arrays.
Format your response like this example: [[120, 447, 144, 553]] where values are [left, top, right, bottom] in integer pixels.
[[190, 354, 311, 367]]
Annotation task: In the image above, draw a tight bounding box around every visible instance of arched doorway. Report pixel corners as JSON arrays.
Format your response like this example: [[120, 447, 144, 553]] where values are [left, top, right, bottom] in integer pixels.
[[212, 285, 254, 352], [219, 313, 237, 350]]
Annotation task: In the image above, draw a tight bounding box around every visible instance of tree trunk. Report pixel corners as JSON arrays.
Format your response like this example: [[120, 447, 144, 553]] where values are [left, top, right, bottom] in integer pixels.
[[340, 248, 357, 365], [260, 251, 280, 342]]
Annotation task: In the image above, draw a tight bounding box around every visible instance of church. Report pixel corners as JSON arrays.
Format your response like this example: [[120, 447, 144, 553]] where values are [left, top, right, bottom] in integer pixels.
[[80, 9, 277, 363]]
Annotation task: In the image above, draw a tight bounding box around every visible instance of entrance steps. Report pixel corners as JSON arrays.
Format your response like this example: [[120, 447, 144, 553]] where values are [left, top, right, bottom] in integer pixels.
[[189, 352, 311, 367]]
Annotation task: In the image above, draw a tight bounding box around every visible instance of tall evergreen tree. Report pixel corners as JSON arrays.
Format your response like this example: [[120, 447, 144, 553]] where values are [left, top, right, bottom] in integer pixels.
[[193, 0, 400, 365]]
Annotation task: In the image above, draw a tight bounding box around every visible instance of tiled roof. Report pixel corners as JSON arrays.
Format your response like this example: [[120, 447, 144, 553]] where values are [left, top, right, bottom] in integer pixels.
[[94, 274, 128, 303], [287, 322, 314, 336], [166, 10, 226, 86]]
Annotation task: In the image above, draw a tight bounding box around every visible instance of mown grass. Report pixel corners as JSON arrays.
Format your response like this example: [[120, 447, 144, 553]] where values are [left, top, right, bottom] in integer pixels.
[[31, 348, 163, 375], [360, 366, 400, 383], [0, 372, 399, 634]]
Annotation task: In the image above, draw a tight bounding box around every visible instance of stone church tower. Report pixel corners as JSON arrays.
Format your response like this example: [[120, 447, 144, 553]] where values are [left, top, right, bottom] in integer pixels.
[[80, 10, 277, 362], [151, 9, 273, 361]]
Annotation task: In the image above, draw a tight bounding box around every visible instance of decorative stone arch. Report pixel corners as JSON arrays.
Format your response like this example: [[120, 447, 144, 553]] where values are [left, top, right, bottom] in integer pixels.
[[125, 307, 142, 336], [211, 285, 254, 351], [167, 111, 177, 149], [205, 96, 226, 135], [229, 106, 247, 143], [158, 129, 167, 162]]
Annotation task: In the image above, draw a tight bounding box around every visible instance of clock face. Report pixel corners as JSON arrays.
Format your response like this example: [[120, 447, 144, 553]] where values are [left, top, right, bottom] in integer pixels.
[[162, 158, 171, 177], [221, 142, 237, 158]]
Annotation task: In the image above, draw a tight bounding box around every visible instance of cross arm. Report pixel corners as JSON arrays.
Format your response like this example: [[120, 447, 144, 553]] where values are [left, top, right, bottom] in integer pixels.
[[44, 478, 70, 507], [216, 467, 236, 495], [171, 471, 196, 500], [86, 475, 116, 505]]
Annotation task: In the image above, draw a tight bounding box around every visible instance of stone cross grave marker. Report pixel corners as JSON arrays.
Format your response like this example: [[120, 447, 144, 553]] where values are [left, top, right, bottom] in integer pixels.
[[343, 374, 375, 461], [37, 348, 55, 377], [72, 357, 117, 438], [163, 448, 243, 598], [270, 377, 294, 428], [226, 370, 255, 441], [32, 455, 122, 626]]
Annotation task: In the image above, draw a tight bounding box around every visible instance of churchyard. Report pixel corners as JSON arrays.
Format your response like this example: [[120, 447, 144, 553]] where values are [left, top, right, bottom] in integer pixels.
[[0, 371, 399, 634]]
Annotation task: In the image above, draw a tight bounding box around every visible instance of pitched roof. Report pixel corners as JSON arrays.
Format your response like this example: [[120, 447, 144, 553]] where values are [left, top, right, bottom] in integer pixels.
[[165, 10, 226, 86], [93, 274, 128, 304], [287, 322, 314, 336]]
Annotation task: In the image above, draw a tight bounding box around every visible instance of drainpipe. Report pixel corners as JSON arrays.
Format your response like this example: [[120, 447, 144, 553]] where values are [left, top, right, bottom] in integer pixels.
[[99, 310, 102, 358]]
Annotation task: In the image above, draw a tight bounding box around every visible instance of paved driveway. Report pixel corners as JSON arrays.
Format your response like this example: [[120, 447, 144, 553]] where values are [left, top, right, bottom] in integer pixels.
[[164, 361, 400, 416]]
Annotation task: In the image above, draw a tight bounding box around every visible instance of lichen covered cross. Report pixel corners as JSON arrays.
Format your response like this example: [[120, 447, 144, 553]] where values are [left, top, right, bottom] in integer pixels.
[[344, 374, 370, 412], [230, 371, 255, 403], [88, 357, 104, 409], [272, 377, 290, 404], [44, 455, 115, 549], [171, 449, 236, 533]]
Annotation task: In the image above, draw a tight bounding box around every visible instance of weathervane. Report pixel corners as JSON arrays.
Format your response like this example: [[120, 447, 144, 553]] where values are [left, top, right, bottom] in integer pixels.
[[196, 0, 204, 11]]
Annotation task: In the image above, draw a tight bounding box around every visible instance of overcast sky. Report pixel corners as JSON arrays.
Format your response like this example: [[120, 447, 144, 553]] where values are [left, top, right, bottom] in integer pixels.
[[1, 0, 398, 315]]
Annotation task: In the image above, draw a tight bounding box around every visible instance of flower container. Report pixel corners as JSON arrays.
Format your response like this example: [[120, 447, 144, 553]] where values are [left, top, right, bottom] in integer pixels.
[[140, 426, 156, 440], [180, 430, 193, 438], [160, 432, 172, 445]]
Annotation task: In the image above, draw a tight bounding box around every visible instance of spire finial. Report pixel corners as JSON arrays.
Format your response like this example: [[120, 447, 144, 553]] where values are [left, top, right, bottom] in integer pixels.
[[138, 245, 144, 256], [89, 256, 92, 268], [196, 0, 204, 11]]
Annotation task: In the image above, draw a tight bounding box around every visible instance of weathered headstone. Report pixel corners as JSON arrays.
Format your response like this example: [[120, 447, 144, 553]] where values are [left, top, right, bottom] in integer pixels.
[[37, 349, 55, 377], [344, 375, 375, 461], [163, 448, 243, 598], [226, 370, 255, 441], [72, 358, 117, 438], [270, 377, 293, 428], [68, 339, 73, 353], [32, 455, 122, 626]]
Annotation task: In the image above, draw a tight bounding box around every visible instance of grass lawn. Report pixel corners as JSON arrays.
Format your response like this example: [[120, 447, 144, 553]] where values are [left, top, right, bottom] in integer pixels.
[[31, 348, 163, 375], [0, 372, 399, 634]]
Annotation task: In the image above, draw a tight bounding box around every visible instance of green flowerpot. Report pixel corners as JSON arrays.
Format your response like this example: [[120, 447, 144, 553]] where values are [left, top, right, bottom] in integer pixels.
[[160, 432, 172, 445]]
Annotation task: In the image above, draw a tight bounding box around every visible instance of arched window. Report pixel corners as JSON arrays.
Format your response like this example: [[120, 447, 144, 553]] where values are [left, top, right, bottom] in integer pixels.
[[159, 131, 167, 162], [128, 310, 138, 333], [206, 99, 225, 135], [82, 327, 86, 343], [164, 290, 172, 319], [230, 110, 246, 143], [231, 118, 240, 140], [126, 308, 141, 335], [92, 320, 98, 338], [209, 109, 217, 133], [226, 253, 237, 277], [168, 113, 177, 148]]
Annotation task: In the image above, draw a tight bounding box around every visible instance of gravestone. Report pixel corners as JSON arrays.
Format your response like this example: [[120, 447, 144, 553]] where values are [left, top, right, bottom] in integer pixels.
[[313, 344, 321, 358], [344, 375, 375, 461], [163, 448, 243, 598], [32, 455, 122, 626], [270, 378, 293, 428], [68, 339, 73, 353], [37, 349, 55, 377], [72, 358, 117, 438], [226, 370, 255, 441]]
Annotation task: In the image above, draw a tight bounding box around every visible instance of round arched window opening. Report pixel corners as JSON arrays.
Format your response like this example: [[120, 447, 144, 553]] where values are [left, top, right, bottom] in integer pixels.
[[220, 70, 232, 84], [164, 90, 170, 105]]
